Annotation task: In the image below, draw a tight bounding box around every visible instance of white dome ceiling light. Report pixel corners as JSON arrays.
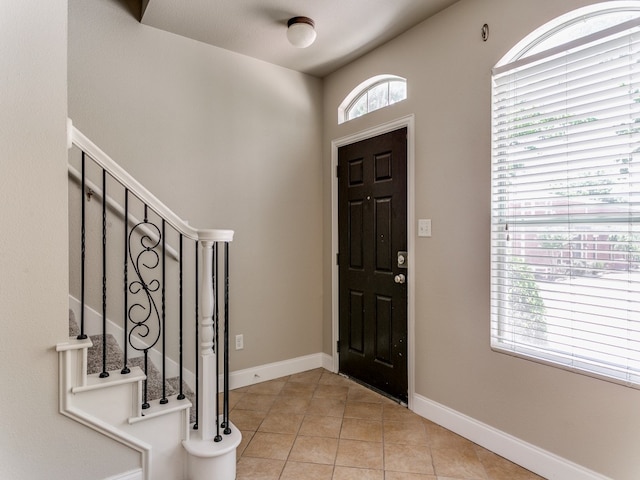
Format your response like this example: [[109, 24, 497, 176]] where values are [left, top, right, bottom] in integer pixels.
[[286, 16, 316, 48]]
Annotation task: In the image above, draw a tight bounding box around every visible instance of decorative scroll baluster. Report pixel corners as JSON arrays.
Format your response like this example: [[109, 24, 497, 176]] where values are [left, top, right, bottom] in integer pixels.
[[78, 153, 87, 340], [100, 169, 109, 378], [128, 204, 161, 410]]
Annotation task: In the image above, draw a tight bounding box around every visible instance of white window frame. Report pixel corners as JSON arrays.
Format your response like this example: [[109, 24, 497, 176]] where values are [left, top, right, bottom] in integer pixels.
[[490, 2, 640, 388], [338, 75, 407, 124]]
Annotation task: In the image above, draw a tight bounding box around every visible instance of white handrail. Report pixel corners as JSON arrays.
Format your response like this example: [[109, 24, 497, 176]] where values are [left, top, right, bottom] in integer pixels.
[[69, 121, 233, 244], [68, 164, 180, 262]]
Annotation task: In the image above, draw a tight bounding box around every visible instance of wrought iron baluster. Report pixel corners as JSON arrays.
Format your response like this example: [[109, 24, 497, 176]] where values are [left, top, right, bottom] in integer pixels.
[[100, 169, 109, 378], [142, 350, 149, 409], [213, 241, 218, 358], [121, 189, 130, 375], [78, 153, 87, 340], [127, 203, 161, 411], [223, 242, 231, 435], [178, 234, 185, 400], [160, 219, 168, 405], [213, 242, 222, 442]]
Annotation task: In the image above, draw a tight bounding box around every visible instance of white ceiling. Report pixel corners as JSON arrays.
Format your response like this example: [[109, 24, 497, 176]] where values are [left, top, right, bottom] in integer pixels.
[[141, 0, 460, 78]]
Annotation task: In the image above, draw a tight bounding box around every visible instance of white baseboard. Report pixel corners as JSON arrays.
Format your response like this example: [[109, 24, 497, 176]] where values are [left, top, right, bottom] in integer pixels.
[[321, 352, 334, 371], [412, 393, 611, 480], [229, 353, 332, 390], [103, 469, 143, 480]]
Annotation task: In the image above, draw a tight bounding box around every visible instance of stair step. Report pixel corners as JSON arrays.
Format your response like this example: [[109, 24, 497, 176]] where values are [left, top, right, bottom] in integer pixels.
[[167, 376, 196, 425], [56, 336, 93, 353], [128, 394, 192, 425], [72, 366, 146, 394], [84, 333, 179, 401], [69, 311, 196, 424]]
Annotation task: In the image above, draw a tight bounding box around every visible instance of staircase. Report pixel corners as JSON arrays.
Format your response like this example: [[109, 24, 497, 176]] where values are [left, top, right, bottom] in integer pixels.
[[69, 309, 196, 424], [56, 121, 241, 480]]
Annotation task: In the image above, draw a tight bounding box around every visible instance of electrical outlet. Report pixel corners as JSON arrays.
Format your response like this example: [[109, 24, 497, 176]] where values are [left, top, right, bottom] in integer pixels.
[[235, 334, 244, 350]]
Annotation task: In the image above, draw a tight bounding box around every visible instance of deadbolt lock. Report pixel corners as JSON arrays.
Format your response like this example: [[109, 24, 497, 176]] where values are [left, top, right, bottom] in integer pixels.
[[397, 251, 408, 269]]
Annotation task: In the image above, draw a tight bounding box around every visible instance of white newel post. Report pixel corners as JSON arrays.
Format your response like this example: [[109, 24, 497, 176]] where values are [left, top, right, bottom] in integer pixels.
[[199, 240, 216, 441], [183, 230, 239, 480]]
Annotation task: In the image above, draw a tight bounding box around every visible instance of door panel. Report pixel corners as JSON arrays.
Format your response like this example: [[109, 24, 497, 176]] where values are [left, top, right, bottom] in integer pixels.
[[375, 294, 393, 365], [348, 291, 365, 354], [375, 198, 392, 271], [349, 201, 364, 269], [338, 127, 408, 403]]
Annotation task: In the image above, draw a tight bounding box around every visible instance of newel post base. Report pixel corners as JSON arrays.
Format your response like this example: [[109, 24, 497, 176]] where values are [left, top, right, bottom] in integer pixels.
[[183, 424, 241, 480]]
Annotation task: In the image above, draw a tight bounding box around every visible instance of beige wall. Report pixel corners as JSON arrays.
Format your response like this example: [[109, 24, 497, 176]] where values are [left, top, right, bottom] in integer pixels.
[[0, 0, 138, 478], [323, 0, 640, 479], [68, 0, 324, 371]]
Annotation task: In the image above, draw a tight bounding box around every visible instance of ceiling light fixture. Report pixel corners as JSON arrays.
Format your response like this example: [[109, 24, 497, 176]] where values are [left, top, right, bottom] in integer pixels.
[[287, 16, 316, 48]]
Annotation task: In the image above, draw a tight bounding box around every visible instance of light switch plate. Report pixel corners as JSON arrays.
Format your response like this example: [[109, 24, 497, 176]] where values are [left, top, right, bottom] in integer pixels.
[[418, 219, 432, 237]]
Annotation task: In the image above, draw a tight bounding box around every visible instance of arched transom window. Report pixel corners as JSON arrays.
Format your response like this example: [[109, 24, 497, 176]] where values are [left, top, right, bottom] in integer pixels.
[[339, 75, 407, 124]]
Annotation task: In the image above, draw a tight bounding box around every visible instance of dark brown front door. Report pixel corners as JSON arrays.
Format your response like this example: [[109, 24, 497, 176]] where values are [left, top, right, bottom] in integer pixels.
[[338, 127, 408, 403]]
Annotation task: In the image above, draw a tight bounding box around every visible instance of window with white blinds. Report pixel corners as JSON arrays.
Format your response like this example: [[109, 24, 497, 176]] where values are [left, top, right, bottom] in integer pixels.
[[491, 5, 640, 387]]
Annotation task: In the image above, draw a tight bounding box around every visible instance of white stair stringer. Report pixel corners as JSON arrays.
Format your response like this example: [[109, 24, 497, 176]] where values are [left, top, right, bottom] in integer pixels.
[[56, 336, 241, 480], [57, 337, 191, 480], [57, 338, 152, 480]]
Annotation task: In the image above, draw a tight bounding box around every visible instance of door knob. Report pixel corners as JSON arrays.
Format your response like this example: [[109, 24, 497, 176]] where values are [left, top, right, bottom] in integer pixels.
[[394, 274, 406, 284]]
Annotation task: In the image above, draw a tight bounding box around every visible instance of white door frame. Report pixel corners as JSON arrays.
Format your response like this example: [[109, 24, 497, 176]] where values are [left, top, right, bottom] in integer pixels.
[[331, 114, 416, 409]]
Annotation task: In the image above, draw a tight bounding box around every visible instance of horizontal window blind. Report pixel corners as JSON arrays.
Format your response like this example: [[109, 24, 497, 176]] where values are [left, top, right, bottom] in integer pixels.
[[491, 19, 640, 387]]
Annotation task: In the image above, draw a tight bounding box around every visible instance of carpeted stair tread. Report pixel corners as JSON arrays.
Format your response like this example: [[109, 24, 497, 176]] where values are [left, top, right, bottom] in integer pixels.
[[69, 309, 80, 337], [87, 333, 123, 374], [167, 377, 196, 424], [129, 356, 178, 401]]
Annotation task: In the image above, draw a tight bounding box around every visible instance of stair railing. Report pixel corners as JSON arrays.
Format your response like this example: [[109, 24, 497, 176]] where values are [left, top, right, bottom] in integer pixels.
[[68, 121, 234, 443]]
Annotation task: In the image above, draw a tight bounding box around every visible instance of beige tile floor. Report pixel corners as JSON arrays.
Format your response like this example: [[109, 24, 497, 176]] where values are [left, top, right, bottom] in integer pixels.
[[225, 368, 545, 480]]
